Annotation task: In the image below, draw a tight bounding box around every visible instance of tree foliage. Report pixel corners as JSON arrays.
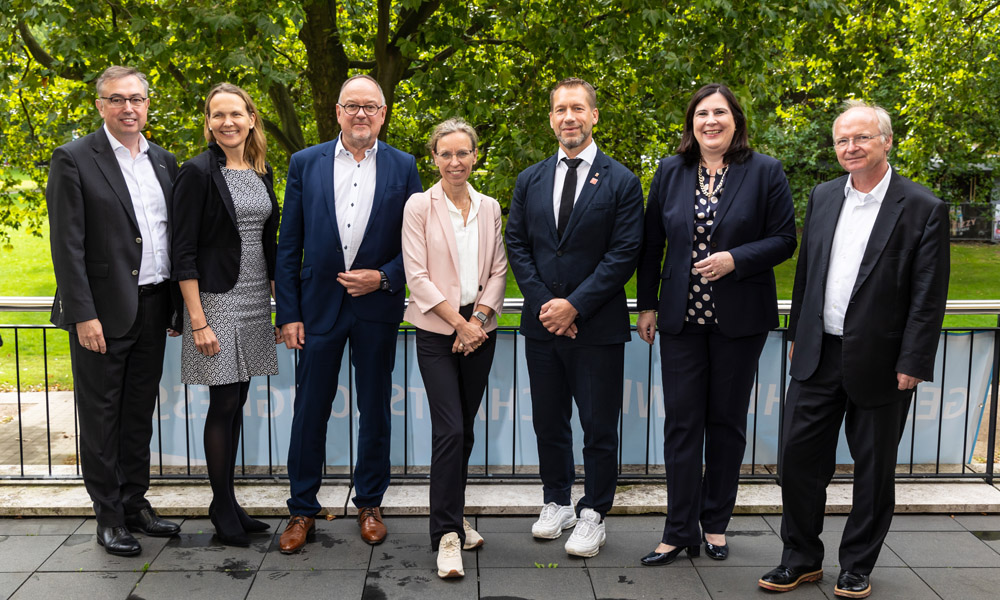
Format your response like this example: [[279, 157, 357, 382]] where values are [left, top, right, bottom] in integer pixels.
[[2, 0, 999, 248]]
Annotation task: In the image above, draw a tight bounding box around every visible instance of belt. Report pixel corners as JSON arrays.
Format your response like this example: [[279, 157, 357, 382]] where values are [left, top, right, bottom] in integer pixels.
[[138, 281, 168, 296]]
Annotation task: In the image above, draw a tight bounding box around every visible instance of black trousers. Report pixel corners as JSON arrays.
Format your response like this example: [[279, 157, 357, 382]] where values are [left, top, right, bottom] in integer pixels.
[[779, 334, 912, 574], [524, 337, 624, 518], [69, 285, 170, 527], [416, 307, 497, 550], [659, 322, 767, 546]]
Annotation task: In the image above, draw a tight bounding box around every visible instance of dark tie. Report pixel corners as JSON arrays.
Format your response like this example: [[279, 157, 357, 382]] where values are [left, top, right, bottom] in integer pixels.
[[558, 157, 583, 238]]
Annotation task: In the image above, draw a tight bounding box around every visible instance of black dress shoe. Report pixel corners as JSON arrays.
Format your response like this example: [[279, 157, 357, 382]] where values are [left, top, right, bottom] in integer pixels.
[[640, 544, 700, 566], [124, 507, 180, 537], [703, 534, 729, 560], [834, 570, 871, 598], [96, 525, 141, 557], [758, 564, 823, 592]]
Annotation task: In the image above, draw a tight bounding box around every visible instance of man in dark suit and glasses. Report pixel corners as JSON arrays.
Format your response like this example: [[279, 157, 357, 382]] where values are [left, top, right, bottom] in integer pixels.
[[47, 65, 182, 556], [505, 77, 643, 558], [758, 101, 949, 598]]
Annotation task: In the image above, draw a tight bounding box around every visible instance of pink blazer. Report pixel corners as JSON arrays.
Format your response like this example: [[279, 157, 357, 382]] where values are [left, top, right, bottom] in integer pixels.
[[402, 181, 508, 335]]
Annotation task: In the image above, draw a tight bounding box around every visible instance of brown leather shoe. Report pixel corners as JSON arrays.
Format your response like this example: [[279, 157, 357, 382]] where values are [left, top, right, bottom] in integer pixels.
[[279, 515, 315, 554], [358, 506, 387, 545]]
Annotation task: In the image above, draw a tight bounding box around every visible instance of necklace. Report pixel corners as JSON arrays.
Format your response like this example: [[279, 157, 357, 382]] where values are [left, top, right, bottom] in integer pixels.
[[698, 162, 729, 199]]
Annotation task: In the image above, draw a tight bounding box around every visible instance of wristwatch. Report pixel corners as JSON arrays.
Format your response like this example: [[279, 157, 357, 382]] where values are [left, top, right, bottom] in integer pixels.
[[378, 270, 390, 291], [473, 311, 488, 326]]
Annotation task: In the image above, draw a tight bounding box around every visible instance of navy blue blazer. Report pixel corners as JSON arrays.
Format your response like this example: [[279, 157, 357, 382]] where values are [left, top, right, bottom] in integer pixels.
[[788, 170, 950, 407], [171, 143, 280, 293], [274, 139, 422, 332], [636, 152, 797, 338], [505, 148, 644, 345]]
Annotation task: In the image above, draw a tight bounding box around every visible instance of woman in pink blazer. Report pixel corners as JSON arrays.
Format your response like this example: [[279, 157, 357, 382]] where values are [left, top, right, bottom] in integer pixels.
[[401, 118, 507, 579]]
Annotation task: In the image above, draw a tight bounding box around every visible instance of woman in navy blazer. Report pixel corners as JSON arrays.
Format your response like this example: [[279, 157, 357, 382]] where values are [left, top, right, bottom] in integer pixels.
[[171, 83, 281, 547], [635, 84, 796, 565]]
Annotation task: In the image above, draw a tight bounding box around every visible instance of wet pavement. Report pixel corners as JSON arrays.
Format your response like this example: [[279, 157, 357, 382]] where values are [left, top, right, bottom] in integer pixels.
[[1, 513, 1000, 599]]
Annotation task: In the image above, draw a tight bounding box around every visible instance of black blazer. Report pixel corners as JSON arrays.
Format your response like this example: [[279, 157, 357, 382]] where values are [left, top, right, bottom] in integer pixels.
[[47, 128, 180, 337], [505, 148, 644, 344], [171, 143, 280, 293], [788, 170, 950, 407], [637, 152, 797, 338]]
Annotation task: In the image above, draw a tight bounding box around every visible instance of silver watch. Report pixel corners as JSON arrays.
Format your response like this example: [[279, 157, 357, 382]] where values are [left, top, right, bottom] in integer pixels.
[[473, 311, 488, 325]]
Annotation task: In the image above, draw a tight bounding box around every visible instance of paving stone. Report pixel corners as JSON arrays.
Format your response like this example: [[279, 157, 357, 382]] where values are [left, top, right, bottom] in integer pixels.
[[0, 573, 29, 599], [148, 532, 270, 572], [687, 531, 783, 568], [9, 571, 141, 600], [362, 568, 478, 599], [583, 533, 694, 569], [39, 532, 173, 572], [697, 565, 827, 599], [885, 531, 1000, 567], [475, 532, 587, 569], [815, 531, 906, 568], [129, 570, 254, 600], [0, 518, 83, 535], [73, 517, 188, 535], [259, 522, 372, 571], [479, 566, 594, 600], [367, 533, 440, 571], [762, 515, 848, 534], [475, 516, 537, 533], [588, 565, 711, 599], [954, 514, 1000, 531], [815, 567, 938, 600], [913, 567, 1000, 600], [888, 514, 964, 531], [603, 515, 665, 532], [247, 570, 367, 599], [0, 534, 66, 572], [377, 515, 430, 534]]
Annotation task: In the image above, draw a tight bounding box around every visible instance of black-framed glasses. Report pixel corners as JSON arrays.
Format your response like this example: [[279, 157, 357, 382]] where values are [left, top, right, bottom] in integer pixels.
[[99, 95, 148, 107], [339, 103, 383, 116], [834, 134, 882, 149], [435, 150, 474, 161]]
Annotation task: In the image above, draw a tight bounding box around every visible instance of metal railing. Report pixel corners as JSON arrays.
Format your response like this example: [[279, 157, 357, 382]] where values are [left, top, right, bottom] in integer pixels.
[[2, 297, 998, 485]]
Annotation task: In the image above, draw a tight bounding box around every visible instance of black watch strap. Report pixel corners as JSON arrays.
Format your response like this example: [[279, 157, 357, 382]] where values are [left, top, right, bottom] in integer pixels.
[[379, 270, 390, 291]]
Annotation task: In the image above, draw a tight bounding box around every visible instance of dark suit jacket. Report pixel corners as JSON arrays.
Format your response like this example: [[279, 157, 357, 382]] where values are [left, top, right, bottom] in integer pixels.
[[274, 139, 422, 332], [636, 152, 797, 337], [788, 169, 950, 407], [47, 128, 180, 338], [170, 143, 280, 292], [505, 147, 644, 344]]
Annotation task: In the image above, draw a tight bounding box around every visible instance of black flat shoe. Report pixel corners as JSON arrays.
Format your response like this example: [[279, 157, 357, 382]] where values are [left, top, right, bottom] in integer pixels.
[[834, 570, 871, 598], [640, 544, 700, 566], [209, 508, 251, 547], [703, 534, 729, 560], [96, 525, 142, 557], [124, 507, 180, 537], [758, 564, 823, 592]]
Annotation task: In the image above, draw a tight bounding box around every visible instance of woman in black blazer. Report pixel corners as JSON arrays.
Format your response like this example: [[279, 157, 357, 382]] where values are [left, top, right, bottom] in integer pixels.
[[171, 83, 281, 546], [635, 84, 796, 564]]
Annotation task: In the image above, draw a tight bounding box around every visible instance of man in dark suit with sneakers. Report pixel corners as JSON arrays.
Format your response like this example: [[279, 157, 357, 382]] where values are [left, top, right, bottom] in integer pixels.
[[758, 101, 949, 598], [47, 66, 182, 556]]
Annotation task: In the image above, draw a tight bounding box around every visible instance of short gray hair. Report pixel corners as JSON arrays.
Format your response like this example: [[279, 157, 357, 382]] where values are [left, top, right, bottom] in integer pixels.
[[95, 66, 149, 97], [338, 74, 386, 106], [833, 99, 893, 141], [427, 118, 478, 154]]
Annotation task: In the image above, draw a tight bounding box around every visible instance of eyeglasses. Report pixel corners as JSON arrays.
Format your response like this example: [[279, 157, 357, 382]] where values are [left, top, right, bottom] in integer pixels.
[[435, 150, 474, 161], [338, 103, 383, 116], [834, 134, 882, 149], [99, 96, 148, 107]]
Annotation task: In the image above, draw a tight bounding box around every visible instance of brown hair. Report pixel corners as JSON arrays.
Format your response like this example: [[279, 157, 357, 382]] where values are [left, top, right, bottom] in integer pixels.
[[95, 65, 149, 97], [676, 83, 752, 165], [550, 77, 597, 110], [203, 83, 268, 176]]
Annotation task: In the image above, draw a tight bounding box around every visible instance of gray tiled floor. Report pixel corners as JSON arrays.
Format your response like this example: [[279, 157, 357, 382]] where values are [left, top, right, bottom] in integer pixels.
[[0, 513, 999, 598]]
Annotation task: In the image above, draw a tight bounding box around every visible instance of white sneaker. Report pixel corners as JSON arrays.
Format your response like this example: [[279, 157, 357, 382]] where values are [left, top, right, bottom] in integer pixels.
[[437, 532, 464, 578], [463, 518, 484, 550], [564, 508, 605, 557], [531, 502, 577, 539]]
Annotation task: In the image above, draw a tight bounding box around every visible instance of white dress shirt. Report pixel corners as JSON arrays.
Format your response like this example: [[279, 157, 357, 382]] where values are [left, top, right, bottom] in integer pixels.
[[334, 135, 378, 270], [104, 125, 170, 285], [823, 165, 893, 335], [444, 185, 481, 307], [552, 141, 598, 222]]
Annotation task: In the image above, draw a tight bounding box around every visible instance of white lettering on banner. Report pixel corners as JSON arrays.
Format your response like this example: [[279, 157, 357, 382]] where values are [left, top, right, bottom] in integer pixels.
[[391, 384, 406, 417], [255, 385, 286, 418], [520, 387, 533, 421], [941, 387, 970, 420], [406, 386, 426, 419], [622, 380, 650, 418], [763, 383, 781, 416], [492, 387, 514, 421], [915, 387, 941, 421], [330, 384, 351, 419]]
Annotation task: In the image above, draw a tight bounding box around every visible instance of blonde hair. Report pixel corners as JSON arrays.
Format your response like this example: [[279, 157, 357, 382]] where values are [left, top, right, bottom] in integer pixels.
[[427, 118, 478, 154], [203, 83, 268, 175], [833, 100, 893, 141]]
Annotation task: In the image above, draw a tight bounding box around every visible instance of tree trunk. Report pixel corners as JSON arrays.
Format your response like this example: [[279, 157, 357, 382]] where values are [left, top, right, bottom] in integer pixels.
[[300, 0, 351, 143]]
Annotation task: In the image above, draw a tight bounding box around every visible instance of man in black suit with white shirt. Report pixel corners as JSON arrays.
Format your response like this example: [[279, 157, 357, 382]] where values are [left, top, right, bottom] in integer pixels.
[[758, 101, 949, 598], [47, 66, 181, 556]]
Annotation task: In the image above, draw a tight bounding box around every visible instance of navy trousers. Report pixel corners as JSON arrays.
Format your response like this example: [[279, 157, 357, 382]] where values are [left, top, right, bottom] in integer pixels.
[[286, 300, 398, 515]]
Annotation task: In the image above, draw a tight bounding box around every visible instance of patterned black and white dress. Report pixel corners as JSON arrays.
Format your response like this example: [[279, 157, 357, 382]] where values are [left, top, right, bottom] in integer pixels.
[[181, 168, 279, 385], [685, 165, 724, 325]]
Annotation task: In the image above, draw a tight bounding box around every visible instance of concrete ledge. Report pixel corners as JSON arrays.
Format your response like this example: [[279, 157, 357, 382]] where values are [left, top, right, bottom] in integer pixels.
[[2, 479, 999, 517]]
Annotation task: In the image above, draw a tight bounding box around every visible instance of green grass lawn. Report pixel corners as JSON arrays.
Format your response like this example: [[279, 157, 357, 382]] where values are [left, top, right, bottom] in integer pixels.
[[2, 217, 998, 390]]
